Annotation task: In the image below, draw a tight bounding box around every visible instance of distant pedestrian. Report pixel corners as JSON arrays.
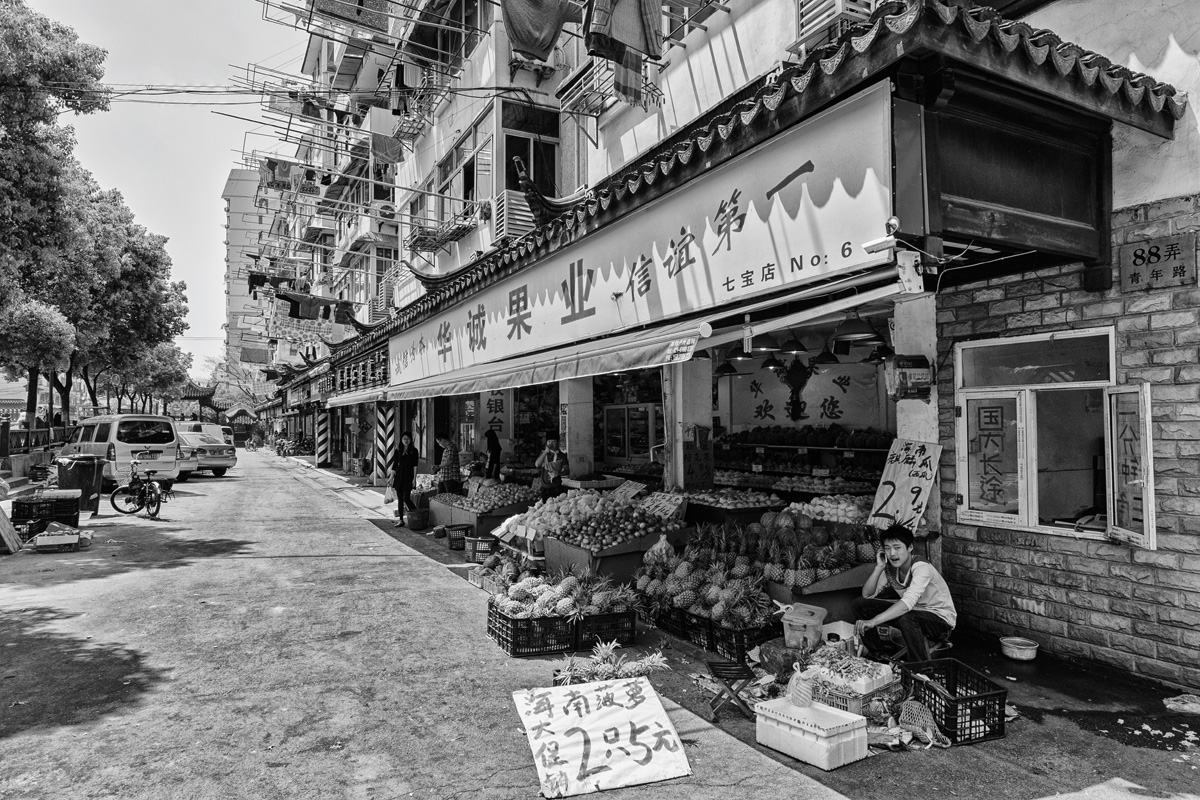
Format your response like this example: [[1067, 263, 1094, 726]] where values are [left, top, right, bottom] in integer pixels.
[[483, 429, 503, 480], [391, 431, 420, 524], [433, 433, 462, 494]]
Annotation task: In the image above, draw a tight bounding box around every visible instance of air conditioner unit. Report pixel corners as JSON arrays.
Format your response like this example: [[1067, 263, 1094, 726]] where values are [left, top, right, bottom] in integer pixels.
[[788, 0, 876, 58], [372, 201, 397, 221], [492, 190, 535, 240]]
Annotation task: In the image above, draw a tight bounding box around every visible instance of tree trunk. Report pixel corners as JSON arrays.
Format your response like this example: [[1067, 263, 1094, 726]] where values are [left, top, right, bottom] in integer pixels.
[[82, 364, 101, 413], [52, 368, 72, 424], [24, 367, 38, 428]]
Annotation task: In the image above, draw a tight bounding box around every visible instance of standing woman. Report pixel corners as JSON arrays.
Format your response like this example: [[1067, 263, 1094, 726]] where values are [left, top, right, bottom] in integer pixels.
[[391, 431, 420, 525], [484, 429, 503, 480]]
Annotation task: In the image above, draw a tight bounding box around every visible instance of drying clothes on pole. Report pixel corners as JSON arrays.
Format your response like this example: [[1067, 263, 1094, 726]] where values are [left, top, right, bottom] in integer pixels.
[[500, 0, 583, 62], [276, 290, 335, 321], [585, 0, 663, 63], [613, 49, 646, 109]]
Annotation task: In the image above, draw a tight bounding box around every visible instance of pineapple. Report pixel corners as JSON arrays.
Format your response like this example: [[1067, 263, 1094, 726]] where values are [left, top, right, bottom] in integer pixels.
[[555, 596, 578, 616], [711, 601, 728, 624], [645, 578, 663, 596], [857, 531, 878, 564], [815, 546, 836, 581], [688, 604, 710, 618], [704, 583, 723, 604], [780, 546, 796, 586], [731, 554, 751, 578], [636, 573, 652, 592], [557, 575, 580, 596], [672, 588, 698, 609], [763, 541, 783, 583], [795, 556, 817, 588]]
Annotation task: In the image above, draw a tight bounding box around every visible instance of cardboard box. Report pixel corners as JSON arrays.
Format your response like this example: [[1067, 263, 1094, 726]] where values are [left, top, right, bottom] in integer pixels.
[[544, 526, 693, 583]]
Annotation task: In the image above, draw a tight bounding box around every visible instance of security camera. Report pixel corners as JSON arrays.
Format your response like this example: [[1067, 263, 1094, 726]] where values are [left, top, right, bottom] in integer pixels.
[[861, 235, 897, 254]]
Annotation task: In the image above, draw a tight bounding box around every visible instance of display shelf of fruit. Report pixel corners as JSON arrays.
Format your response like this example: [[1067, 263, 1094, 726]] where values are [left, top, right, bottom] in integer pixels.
[[491, 573, 640, 620], [552, 504, 687, 554], [772, 475, 876, 495], [786, 494, 873, 524], [686, 488, 784, 509], [513, 489, 630, 535], [452, 482, 540, 513], [714, 469, 777, 489], [602, 461, 665, 478], [713, 455, 813, 475]]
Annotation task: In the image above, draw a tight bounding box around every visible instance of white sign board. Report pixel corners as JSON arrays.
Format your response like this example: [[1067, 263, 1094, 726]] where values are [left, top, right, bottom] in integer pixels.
[[390, 83, 893, 386], [869, 439, 942, 531], [513, 678, 691, 798]]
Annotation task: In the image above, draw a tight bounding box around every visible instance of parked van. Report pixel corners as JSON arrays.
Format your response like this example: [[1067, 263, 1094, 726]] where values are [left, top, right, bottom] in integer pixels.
[[179, 422, 234, 446], [60, 414, 181, 484]]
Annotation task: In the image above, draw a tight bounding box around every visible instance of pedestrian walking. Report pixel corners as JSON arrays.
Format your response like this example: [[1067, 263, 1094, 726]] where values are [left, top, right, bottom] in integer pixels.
[[391, 431, 420, 525]]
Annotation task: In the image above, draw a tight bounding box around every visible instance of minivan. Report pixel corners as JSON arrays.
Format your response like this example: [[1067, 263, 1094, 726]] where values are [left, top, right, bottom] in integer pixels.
[[60, 414, 182, 484], [179, 422, 234, 446]]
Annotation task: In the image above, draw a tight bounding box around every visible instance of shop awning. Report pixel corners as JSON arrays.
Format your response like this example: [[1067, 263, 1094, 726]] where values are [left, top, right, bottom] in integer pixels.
[[326, 387, 388, 408], [386, 319, 711, 401]]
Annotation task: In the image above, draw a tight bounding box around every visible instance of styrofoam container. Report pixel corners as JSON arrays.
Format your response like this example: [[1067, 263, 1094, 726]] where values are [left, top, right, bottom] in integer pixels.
[[755, 699, 868, 770], [812, 661, 894, 695]]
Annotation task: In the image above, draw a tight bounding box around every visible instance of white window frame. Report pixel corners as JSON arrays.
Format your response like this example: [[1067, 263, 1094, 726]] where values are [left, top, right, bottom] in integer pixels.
[[953, 327, 1156, 548]]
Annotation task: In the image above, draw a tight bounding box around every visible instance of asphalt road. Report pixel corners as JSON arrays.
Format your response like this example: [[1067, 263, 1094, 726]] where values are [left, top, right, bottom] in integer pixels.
[[0, 452, 846, 800]]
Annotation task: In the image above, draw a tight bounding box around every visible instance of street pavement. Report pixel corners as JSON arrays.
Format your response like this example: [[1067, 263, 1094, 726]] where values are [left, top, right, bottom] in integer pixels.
[[0, 452, 849, 800]]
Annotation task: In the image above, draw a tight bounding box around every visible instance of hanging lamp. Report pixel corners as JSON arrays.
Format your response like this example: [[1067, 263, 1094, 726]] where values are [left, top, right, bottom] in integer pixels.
[[750, 333, 780, 352], [812, 343, 840, 364], [761, 353, 785, 370], [778, 332, 807, 354], [831, 309, 878, 342]]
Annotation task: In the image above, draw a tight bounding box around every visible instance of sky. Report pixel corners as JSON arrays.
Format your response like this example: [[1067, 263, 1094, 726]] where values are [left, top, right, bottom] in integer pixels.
[[26, 0, 305, 380]]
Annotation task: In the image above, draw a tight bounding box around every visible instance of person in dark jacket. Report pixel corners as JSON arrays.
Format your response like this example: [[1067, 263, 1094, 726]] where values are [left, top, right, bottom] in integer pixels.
[[484, 429, 503, 480], [391, 431, 420, 524]]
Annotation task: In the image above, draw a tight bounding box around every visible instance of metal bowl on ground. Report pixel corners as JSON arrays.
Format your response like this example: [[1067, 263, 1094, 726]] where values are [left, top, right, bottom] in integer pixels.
[[1000, 636, 1039, 660]]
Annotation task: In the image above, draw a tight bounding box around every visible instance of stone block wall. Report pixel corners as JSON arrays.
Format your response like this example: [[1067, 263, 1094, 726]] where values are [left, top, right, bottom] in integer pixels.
[[935, 193, 1200, 692]]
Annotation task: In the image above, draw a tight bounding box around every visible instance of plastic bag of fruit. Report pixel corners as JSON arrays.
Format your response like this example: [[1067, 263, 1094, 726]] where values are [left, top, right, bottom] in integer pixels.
[[643, 533, 675, 567]]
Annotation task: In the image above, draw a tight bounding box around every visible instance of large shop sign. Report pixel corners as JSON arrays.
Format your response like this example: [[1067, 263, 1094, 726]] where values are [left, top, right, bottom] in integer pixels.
[[390, 82, 894, 386]]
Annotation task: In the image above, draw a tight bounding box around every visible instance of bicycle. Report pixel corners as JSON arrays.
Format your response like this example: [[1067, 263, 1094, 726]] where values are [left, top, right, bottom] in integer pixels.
[[245, 438, 259, 452], [109, 451, 171, 518]]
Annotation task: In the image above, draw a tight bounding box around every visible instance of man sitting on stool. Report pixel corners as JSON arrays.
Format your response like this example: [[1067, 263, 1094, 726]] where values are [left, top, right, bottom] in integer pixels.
[[852, 524, 956, 662]]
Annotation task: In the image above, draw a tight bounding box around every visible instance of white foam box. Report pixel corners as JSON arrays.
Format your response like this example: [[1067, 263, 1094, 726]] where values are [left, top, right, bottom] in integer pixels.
[[755, 699, 868, 770]]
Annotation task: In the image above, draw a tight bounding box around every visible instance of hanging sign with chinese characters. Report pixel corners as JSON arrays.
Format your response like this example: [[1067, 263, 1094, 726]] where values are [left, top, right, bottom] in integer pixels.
[[869, 439, 943, 532], [1118, 232, 1197, 292], [728, 363, 881, 430], [483, 389, 512, 439], [513, 678, 691, 798], [390, 82, 892, 386]]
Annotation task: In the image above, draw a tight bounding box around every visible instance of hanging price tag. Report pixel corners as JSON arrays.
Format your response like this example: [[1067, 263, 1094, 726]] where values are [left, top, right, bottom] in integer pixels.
[[722, 444, 731, 451], [843, 451, 855, 459], [755, 447, 766, 455], [796, 448, 808, 455], [812, 467, 831, 478], [751, 464, 764, 474], [870, 439, 943, 532]]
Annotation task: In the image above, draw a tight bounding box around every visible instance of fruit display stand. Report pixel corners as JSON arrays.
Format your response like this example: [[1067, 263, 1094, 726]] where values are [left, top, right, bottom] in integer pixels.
[[486, 598, 577, 657], [544, 526, 694, 585], [455, 502, 533, 538], [427, 498, 457, 528], [560, 476, 624, 490]]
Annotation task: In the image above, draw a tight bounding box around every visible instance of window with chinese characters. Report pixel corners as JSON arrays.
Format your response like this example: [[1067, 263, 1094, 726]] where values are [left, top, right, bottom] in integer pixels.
[[954, 328, 1155, 548]]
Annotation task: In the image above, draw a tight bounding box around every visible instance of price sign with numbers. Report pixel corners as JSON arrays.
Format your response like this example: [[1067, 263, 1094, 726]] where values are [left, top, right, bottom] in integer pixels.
[[755, 447, 766, 454], [751, 464, 764, 474], [514, 678, 692, 797], [611, 481, 646, 501], [639, 492, 688, 520], [869, 439, 943, 531]]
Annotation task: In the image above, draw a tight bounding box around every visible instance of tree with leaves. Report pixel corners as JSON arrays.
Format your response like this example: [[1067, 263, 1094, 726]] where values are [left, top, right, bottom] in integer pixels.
[[0, 0, 108, 314], [0, 300, 76, 427]]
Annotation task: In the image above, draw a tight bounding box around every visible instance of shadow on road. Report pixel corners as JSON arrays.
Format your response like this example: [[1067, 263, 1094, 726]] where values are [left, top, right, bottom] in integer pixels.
[[0, 607, 165, 739], [1, 526, 256, 588]]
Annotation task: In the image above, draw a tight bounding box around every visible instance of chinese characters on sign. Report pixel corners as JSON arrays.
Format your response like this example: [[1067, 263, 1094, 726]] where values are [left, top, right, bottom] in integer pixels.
[[1119, 232, 1197, 292], [870, 439, 943, 532], [513, 678, 691, 798], [976, 405, 1007, 507]]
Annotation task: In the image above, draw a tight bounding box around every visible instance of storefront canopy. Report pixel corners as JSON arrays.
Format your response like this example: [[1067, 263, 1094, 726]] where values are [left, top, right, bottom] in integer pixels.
[[386, 319, 711, 401], [326, 387, 388, 408]]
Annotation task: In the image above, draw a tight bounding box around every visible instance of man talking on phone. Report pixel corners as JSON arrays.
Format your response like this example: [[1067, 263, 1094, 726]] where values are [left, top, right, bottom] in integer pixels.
[[534, 433, 569, 501]]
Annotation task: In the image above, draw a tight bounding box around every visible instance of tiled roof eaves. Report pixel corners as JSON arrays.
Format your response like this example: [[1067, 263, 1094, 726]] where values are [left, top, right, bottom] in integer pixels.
[[373, 0, 1187, 346]]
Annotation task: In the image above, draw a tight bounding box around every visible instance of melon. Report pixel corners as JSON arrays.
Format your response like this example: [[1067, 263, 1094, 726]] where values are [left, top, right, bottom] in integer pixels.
[[746, 522, 766, 536], [775, 511, 797, 529], [811, 527, 831, 546], [760, 511, 780, 528]]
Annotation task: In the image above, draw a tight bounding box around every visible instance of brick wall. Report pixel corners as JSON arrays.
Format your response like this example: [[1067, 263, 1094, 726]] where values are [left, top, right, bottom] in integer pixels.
[[935, 193, 1200, 692]]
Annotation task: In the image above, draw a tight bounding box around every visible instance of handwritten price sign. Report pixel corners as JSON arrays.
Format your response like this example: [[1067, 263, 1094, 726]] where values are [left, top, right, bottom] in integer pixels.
[[514, 678, 692, 797], [639, 492, 688, 520], [869, 439, 942, 532]]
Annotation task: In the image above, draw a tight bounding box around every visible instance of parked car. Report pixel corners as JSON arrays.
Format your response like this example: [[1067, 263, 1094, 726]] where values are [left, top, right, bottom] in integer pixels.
[[179, 433, 237, 477], [178, 422, 234, 446], [175, 438, 201, 482], [59, 414, 182, 484]]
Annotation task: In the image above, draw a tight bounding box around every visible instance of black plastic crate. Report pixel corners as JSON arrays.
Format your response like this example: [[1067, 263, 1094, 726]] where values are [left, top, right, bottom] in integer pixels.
[[464, 534, 497, 564], [445, 524, 472, 551], [486, 598, 576, 658], [901, 658, 1008, 745], [577, 610, 637, 649], [682, 611, 716, 650], [711, 617, 784, 664], [11, 497, 79, 529]]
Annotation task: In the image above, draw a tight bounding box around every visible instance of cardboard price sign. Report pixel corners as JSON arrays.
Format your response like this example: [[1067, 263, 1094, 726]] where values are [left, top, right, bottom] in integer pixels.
[[611, 481, 646, 501], [513, 678, 692, 798], [639, 493, 687, 520], [869, 439, 942, 531]]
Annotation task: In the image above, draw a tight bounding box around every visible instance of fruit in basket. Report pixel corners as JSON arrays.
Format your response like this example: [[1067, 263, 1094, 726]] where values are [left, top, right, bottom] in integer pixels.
[[552, 503, 685, 553]]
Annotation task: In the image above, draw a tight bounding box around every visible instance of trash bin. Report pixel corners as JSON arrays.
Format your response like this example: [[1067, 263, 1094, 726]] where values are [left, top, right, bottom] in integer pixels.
[[56, 455, 105, 515]]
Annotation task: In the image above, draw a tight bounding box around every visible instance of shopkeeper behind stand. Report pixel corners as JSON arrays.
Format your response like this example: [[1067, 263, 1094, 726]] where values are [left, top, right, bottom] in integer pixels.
[[534, 433, 569, 500], [852, 525, 957, 662], [434, 433, 463, 494]]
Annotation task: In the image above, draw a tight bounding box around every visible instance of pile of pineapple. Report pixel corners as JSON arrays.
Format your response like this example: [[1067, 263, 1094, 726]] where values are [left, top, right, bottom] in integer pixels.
[[475, 551, 539, 589], [634, 527, 776, 631], [492, 572, 640, 620], [551, 640, 670, 685]]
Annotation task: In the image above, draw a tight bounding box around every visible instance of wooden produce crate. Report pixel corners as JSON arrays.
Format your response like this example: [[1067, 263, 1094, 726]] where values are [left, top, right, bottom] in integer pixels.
[[543, 526, 693, 584]]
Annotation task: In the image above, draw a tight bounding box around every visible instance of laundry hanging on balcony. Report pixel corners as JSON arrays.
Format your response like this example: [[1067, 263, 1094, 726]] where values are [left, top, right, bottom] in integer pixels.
[[584, 0, 663, 63], [501, 0, 582, 62]]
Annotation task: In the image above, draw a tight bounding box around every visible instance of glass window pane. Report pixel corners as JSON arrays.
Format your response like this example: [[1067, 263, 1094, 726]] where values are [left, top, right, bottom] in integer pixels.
[[1111, 391, 1149, 536], [533, 140, 557, 195], [962, 333, 1110, 387], [505, 134, 530, 190], [1036, 389, 1104, 525], [475, 135, 492, 200], [964, 397, 1020, 515]]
